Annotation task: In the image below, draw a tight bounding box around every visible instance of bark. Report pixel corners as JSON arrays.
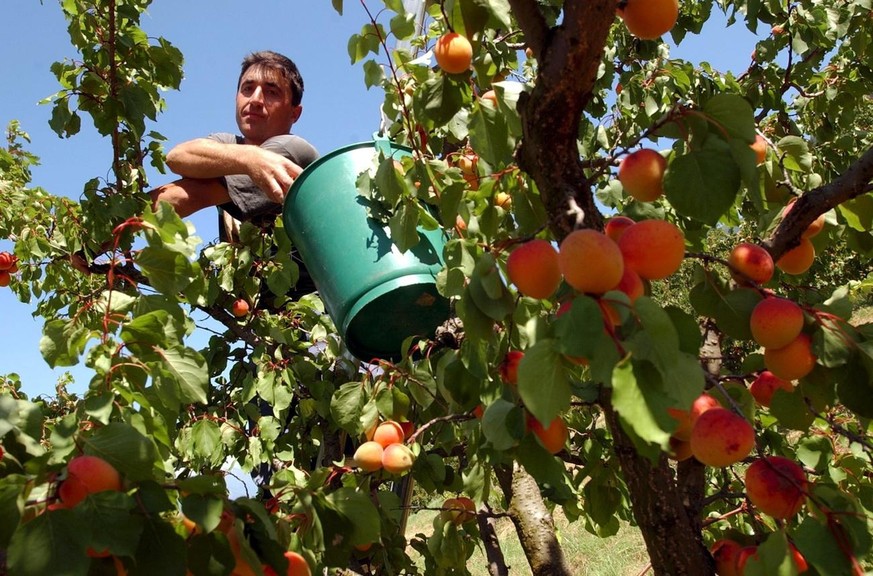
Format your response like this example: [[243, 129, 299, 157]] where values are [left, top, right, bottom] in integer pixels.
[[603, 401, 714, 576], [495, 463, 573, 576], [477, 504, 509, 576]]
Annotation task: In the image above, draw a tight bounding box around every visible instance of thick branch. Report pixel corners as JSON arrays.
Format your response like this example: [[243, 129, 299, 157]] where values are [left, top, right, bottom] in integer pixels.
[[477, 503, 510, 576], [515, 0, 615, 239], [765, 146, 873, 260], [507, 0, 548, 57]]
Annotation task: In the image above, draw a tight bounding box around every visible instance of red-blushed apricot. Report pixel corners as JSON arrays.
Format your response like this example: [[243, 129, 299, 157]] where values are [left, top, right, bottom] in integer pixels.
[[689, 407, 755, 467], [783, 198, 825, 239], [728, 242, 774, 284], [710, 539, 744, 576], [0, 252, 14, 271], [58, 455, 123, 508], [749, 297, 805, 349], [227, 523, 258, 576], [667, 437, 693, 461], [615, 267, 645, 303], [791, 544, 809, 573], [527, 414, 569, 454], [372, 421, 405, 448], [749, 371, 794, 408], [398, 420, 414, 439], [499, 350, 524, 386], [604, 216, 635, 242], [776, 238, 815, 275], [618, 149, 667, 202], [283, 551, 312, 576], [353, 441, 384, 472], [736, 546, 758, 574], [382, 443, 415, 474], [764, 333, 816, 381], [0, 271, 10, 287], [113, 557, 128, 576], [750, 134, 768, 165], [745, 456, 807, 519], [618, 219, 685, 280], [433, 32, 473, 74], [506, 239, 562, 299], [473, 404, 484, 419], [441, 496, 477, 524], [558, 229, 624, 293], [668, 393, 721, 442], [618, 0, 680, 39], [232, 298, 250, 317]]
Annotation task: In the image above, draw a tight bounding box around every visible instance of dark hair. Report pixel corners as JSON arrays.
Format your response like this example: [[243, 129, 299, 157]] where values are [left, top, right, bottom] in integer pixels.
[[238, 51, 304, 106]]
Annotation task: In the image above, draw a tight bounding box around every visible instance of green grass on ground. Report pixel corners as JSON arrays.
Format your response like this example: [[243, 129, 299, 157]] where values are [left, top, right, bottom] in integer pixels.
[[404, 500, 650, 576]]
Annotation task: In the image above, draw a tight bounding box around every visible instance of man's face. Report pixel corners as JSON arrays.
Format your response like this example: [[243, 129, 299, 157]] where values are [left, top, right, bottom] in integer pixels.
[[235, 65, 302, 145]]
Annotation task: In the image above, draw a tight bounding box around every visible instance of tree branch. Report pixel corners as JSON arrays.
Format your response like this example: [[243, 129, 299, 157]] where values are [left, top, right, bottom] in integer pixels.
[[765, 146, 873, 260], [506, 0, 548, 57]]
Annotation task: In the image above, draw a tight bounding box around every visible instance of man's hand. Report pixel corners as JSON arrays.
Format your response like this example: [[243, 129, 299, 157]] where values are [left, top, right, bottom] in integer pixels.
[[244, 146, 303, 204]]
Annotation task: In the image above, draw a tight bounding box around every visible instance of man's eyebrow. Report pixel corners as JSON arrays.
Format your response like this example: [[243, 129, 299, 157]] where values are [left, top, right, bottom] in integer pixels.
[[240, 79, 284, 90]]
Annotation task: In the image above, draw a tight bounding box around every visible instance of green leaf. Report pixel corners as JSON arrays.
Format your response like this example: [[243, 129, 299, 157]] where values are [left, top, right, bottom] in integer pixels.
[[325, 488, 381, 547], [0, 475, 26, 548], [132, 517, 187, 576], [714, 287, 763, 340], [331, 381, 366, 436], [741, 531, 796, 576], [702, 94, 756, 142], [481, 399, 525, 451], [517, 339, 570, 425], [611, 358, 672, 459], [363, 59, 385, 89], [389, 12, 415, 40], [769, 385, 815, 430], [7, 509, 90, 576], [120, 310, 170, 348], [468, 100, 514, 168], [467, 253, 513, 321], [157, 344, 209, 404], [389, 199, 420, 253], [331, 0, 342, 15], [793, 516, 854, 576], [78, 491, 144, 557], [181, 494, 225, 534], [40, 318, 93, 368], [188, 420, 224, 468], [626, 297, 679, 371], [777, 136, 813, 172], [83, 422, 157, 482], [415, 75, 470, 126], [136, 246, 195, 295], [664, 149, 741, 225]]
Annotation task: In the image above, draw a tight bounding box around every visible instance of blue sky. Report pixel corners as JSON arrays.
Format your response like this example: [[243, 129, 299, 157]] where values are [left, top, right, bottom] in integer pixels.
[[0, 1, 758, 399]]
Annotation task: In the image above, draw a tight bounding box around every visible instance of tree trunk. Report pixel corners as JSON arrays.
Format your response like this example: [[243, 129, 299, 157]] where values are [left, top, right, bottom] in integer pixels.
[[603, 402, 714, 576], [495, 463, 573, 576], [477, 504, 509, 576]]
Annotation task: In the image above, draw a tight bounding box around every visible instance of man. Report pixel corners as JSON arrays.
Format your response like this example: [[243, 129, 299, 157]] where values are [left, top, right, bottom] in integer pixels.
[[150, 51, 319, 224]]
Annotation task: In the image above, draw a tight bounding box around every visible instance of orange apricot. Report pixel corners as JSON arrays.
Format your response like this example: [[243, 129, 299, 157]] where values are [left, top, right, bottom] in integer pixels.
[[527, 414, 569, 454], [558, 229, 624, 293], [353, 441, 384, 472], [499, 350, 524, 386], [617, 219, 685, 280], [506, 239, 562, 299], [382, 443, 415, 475], [750, 134, 768, 165], [764, 333, 816, 381], [441, 496, 477, 524], [434, 32, 473, 74], [372, 421, 405, 448], [668, 393, 721, 442], [618, 0, 680, 40], [776, 238, 815, 275], [58, 455, 123, 508], [744, 456, 807, 519], [618, 149, 667, 202], [689, 407, 755, 467], [711, 539, 744, 576], [728, 242, 774, 285], [749, 371, 794, 408], [749, 297, 805, 349], [604, 216, 635, 242], [783, 198, 825, 239]]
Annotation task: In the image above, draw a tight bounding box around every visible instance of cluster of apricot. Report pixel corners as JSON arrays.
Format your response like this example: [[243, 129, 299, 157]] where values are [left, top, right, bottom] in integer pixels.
[[0, 250, 18, 287], [439, 496, 477, 526], [352, 420, 415, 475]]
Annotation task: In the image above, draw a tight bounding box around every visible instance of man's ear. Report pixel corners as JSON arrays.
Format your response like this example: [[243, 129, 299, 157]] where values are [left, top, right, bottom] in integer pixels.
[[290, 105, 303, 125]]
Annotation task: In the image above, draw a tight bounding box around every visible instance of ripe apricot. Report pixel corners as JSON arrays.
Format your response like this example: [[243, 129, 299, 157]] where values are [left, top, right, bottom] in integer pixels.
[[58, 455, 123, 508], [618, 219, 685, 280], [382, 443, 415, 474], [558, 229, 624, 293], [764, 333, 816, 381], [744, 456, 807, 519], [689, 407, 755, 467], [353, 441, 384, 472], [457, 153, 479, 190], [728, 242, 774, 285], [0, 252, 13, 270], [0, 271, 10, 287], [782, 198, 825, 239], [373, 421, 405, 448], [232, 298, 250, 317], [499, 350, 524, 386], [710, 539, 744, 576], [618, 149, 667, 202], [494, 191, 512, 208], [604, 216, 635, 242], [750, 134, 768, 165], [749, 371, 793, 407], [506, 239, 562, 299], [434, 32, 473, 74], [618, 0, 680, 40], [527, 414, 569, 454], [668, 393, 721, 441], [667, 437, 693, 461], [615, 267, 645, 303], [749, 297, 804, 349], [441, 496, 476, 524], [282, 551, 311, 576], [776, 238, 815, 275]]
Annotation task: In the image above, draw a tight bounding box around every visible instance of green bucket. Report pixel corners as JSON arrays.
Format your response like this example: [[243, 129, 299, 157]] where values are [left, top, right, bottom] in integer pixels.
[[282, 139, 450, 361]]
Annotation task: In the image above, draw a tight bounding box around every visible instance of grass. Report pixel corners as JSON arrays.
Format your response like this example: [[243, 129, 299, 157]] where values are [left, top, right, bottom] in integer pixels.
[[404, 498, 650, 576]]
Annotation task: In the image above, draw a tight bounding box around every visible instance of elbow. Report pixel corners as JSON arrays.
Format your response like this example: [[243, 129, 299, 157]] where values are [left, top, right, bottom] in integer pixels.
[[165, 147, 183, 174]]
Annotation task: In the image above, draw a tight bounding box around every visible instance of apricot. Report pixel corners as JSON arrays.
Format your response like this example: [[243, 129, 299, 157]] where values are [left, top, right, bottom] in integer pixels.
[[0, 271, 10, 287], [353, 441, 384, 472], [749, 297, 804, 349], [434, 32, 473, 74], [382, 443, 415, 474], [689, 408, 755, 467], [0, 252, 13, 270], [480, 89, 497, 105], [618, 149, 667, 202], [783, 198, 825, 238], [441, 496, 476, 524], [499, 350, 524, 386], [618, 219, 685, 280], [737, 543, 808, 574], [776, 238, 815, 275], [506, 239, 562, 299], [764, 333, 816, 381], [227, 524, 258, 576], [558, 229, 624, 293], [710, 538, 744, 576], [618, 0, 680, 40], [372, 421, 405, 448], [667, 437, 693, 461], [615, 267, 645, 303], [457, 153, 479, 190], [283, 551, 311, 576], [749, 371, 793, 408], [494, 191, 512, 208], [668, 393, 721, 442], [604, 216, 635, 242], [527, 414, 569, 454], [728, 242, 774, 285], [232, 298, 250, 317], [58, 455, 123, 508], [750, 134, 768, 165], [744, 456, 807, 519]]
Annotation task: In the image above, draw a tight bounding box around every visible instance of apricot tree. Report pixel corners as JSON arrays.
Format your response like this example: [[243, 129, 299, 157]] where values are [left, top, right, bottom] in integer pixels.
[[1, 0, 873, 575]]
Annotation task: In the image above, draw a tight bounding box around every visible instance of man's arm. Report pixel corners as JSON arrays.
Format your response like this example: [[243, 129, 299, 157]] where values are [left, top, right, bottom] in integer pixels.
[[166, 137, 303, 204]]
